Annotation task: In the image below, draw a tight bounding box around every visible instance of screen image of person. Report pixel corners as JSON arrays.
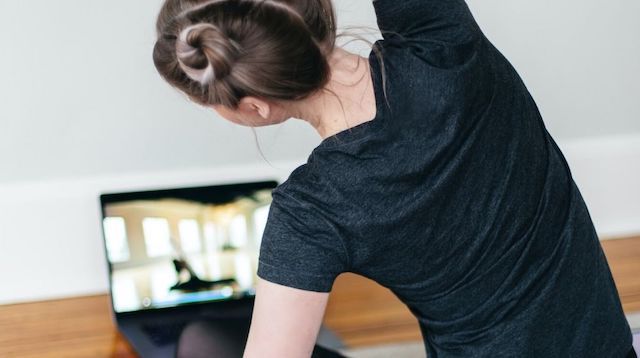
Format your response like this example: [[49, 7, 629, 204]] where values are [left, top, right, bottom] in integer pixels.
[[102, 189, 272, 313]]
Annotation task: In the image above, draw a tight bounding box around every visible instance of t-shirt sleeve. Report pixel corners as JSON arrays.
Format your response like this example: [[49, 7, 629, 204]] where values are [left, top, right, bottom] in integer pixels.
[[256, 189, 348, 293], [372, 0, 481, 44]]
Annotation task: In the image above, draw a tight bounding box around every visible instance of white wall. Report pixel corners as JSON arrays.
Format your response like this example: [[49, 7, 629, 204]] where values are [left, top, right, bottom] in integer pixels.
[[468, 0, 640, 139], [1, 0, 637, 184], [0, 1, 638, 304]]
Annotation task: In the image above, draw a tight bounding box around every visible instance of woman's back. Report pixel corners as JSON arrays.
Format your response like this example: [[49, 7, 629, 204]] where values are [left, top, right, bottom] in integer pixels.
[[256, 0, 633, 356]]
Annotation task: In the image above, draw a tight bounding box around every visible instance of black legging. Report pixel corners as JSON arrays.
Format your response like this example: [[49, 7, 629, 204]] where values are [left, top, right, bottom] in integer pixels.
[[175, 318, 346, 358]]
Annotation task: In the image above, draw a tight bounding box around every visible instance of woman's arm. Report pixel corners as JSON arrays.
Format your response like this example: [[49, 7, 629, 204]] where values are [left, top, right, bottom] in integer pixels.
[[243, 278, 330, 358], [372, 0, 481, 43]]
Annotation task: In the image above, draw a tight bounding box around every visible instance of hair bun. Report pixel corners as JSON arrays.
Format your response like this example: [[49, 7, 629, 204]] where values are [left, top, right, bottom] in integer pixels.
[[176, 23, 238, 85]]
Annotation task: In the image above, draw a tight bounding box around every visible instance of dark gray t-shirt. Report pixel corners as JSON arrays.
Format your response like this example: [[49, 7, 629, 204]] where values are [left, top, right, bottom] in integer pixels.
[[257, 1, 633, 356]]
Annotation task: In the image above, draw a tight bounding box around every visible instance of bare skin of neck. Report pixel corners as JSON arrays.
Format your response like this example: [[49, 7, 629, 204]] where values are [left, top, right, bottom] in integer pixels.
[[288, 47, 377, 139]]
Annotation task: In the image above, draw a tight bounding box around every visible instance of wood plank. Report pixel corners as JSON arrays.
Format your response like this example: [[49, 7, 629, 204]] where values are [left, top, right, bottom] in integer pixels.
[[601, 235, 640, 313], [0, 295, 135, 357]]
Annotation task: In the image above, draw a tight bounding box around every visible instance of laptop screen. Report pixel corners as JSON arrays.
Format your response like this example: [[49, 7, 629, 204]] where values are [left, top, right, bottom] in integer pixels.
[[99, 181, 277, 314]]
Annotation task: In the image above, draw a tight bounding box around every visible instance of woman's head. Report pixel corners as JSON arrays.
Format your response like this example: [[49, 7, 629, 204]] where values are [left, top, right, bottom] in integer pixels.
[[153, 0, 337, 126]]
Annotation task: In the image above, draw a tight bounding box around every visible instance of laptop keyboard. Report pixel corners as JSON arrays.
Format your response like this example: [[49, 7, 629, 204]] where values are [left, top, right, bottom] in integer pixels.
[[142, 321, 188, 346]]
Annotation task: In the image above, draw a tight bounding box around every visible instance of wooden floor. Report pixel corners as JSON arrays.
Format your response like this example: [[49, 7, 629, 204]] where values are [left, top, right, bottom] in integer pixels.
[[0, 236, 638, 357], [601, 236, 640, 313], [0, 295, 132, 358], [323, 235, 640, 347]]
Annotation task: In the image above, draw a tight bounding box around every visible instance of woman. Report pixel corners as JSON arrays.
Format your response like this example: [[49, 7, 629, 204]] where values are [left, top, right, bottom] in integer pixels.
[[153, 0, 636, 357]]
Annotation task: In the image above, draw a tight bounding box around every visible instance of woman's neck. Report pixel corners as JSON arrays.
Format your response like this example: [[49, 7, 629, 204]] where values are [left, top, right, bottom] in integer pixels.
[[292, 47, 377, 139]]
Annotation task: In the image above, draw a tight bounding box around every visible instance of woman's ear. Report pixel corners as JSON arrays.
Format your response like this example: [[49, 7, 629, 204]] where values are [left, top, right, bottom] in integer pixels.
[[238, 97, 271, 121]]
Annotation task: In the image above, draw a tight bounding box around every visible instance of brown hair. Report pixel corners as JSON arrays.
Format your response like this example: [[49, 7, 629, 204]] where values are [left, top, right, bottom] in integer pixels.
[[153, 0, 337, 109]]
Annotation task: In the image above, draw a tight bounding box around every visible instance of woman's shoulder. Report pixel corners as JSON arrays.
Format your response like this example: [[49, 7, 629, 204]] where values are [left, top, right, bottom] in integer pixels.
[[270, 163, 320, 210], [273, 163, 310, 194], [271, 160, 344, 217]]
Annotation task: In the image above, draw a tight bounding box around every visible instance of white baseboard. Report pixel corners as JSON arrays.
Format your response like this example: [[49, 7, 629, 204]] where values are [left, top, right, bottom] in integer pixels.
[[0, 134, 639, 305]]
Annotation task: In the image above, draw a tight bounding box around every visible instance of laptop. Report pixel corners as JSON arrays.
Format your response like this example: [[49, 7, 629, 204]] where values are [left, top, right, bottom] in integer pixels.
[[99, 181, 278, 357]]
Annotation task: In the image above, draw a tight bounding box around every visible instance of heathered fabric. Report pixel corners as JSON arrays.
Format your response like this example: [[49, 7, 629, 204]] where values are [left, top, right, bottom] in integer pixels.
[[257, 0, 634, 356]]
